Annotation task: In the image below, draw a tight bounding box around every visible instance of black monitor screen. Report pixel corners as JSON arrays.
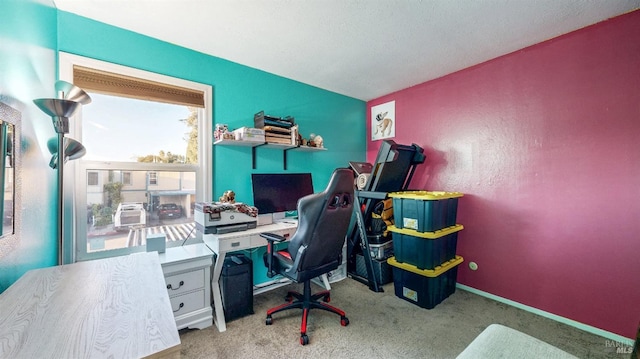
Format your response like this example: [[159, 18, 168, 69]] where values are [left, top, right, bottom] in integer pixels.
[[251, 173, 314, 215]]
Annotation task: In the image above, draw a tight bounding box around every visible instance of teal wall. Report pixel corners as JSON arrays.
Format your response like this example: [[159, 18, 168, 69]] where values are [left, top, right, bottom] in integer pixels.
[[0, 4, 365, 291], [0, 0, 59, 292], [56, 11, 366, 203]]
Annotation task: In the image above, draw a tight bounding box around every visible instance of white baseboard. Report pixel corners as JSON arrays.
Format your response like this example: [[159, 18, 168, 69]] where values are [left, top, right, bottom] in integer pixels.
[[456, 283, 634, 346]]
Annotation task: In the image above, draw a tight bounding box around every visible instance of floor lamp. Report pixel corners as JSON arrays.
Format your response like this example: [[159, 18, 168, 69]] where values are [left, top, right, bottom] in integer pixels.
[[34, 81, 91, 265]]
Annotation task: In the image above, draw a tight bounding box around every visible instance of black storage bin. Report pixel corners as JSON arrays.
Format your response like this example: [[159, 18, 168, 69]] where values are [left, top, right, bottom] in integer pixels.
[[221, 253, 254, 322], [355, 253, 393, 285], [389, 224, 462, 270], [388, 191, 463, 232], [387, 255, 463, 309]]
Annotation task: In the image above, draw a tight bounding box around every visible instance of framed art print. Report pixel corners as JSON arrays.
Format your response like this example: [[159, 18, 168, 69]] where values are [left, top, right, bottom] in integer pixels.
[[371, 101, 395, 141]]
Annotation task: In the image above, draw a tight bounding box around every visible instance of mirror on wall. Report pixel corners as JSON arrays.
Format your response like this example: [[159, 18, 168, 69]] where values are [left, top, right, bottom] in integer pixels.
[[0, 101, 19, 242]]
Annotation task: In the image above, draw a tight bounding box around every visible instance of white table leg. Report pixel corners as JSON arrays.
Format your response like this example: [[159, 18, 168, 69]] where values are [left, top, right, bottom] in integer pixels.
[[211, 251, 227, 332], [320, 273, 331, 290]]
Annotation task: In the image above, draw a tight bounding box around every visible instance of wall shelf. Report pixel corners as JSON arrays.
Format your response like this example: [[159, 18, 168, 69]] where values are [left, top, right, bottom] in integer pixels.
[[213, 139, 262, 147], [214, 139, 327, 169]]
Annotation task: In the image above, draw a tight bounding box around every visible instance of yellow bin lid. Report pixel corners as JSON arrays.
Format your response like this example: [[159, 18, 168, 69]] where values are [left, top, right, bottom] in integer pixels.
[[387, 255, 464, 277], [387, 191, 464, 200], [388, 224, 464, 239]]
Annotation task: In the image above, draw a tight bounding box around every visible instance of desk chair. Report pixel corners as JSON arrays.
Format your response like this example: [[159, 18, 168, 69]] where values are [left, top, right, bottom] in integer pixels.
[[260, 168, 354, 345]]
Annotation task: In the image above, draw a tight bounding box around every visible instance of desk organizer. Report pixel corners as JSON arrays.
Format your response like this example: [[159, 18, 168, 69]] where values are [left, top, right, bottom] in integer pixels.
[[388, 224, 463, 270], [388, 191, 463, 232], [387, 255, 463, 309]]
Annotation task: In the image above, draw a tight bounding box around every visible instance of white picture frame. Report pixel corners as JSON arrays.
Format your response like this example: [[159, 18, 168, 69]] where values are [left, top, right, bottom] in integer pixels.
[[371, 100, 395, 141]]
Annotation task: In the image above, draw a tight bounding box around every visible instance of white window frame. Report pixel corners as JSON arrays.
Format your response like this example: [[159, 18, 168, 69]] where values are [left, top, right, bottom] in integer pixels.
[[59, 52, 212, 262]]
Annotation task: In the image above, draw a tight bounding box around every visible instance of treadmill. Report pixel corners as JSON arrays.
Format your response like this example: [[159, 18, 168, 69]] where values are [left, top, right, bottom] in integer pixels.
[[347, 140, 425, 292]]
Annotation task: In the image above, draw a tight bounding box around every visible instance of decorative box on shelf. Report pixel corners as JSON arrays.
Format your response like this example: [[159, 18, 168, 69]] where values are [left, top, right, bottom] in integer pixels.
[[232, 127, 265, 143]]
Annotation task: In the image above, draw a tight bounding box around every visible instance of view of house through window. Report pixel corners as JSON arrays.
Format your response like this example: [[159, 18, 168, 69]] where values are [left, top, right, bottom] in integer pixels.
[[76, 92, 203, 258], [85, 167, 197, 253]]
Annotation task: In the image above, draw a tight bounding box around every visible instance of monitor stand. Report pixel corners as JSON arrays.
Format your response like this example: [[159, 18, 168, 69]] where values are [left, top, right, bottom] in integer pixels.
[[257, 213, 273, 226], [272, 212, 298, 225]]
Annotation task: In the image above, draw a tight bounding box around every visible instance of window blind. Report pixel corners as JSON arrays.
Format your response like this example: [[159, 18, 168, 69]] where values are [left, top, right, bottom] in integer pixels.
[[73, 65, 205, 108]]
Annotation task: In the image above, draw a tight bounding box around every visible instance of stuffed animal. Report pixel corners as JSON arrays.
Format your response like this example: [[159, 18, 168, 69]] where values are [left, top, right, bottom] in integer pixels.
[[219, 190, 236, 204]]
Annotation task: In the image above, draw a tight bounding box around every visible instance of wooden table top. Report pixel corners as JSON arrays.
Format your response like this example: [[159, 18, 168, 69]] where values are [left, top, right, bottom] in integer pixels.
[[0, 252, 181, 358]]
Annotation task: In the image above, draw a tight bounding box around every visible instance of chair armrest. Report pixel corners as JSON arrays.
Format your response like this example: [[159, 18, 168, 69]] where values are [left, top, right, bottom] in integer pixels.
[[260, 232, 287, 243], [260, 232, 286, 278]]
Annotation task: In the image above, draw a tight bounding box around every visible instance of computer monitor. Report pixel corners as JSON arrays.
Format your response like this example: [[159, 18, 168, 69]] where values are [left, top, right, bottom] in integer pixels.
[[251, 173, 314, 221]]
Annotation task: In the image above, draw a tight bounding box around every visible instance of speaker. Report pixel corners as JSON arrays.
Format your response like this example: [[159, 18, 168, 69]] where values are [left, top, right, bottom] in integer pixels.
[[221, 253, 254, 322]]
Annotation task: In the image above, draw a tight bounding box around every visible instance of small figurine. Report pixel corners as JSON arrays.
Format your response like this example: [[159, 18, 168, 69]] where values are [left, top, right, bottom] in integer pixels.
[[219, 190, 236, 203], [214, 124, 229, 141], [313, 135, 324, 148]]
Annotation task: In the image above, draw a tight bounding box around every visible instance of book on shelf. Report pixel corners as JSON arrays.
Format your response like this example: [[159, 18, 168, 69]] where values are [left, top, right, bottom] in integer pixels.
[[263, 126, 291, 134], [267, 138, 291, 145], [264, 132, 291, 139], [265, 136, 293, 145]]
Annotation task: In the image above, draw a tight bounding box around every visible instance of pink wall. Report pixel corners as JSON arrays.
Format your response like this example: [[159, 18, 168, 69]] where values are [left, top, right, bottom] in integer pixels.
[[367, 10, 640, 338]]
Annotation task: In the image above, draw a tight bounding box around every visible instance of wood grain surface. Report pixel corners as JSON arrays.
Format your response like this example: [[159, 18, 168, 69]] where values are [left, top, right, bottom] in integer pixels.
[[0, 252, 180, 358]]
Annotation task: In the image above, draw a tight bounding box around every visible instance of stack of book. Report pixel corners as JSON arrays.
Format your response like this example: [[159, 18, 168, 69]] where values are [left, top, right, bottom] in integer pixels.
[[254, 111, 297, 145]]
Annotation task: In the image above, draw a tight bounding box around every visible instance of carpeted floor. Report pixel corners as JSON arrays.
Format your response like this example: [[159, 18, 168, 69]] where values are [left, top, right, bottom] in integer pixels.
[[178, 278, 621, 358]]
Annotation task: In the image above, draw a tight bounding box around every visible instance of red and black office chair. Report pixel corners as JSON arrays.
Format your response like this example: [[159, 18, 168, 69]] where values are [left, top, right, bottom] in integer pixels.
[[260, 168, 354, 345]]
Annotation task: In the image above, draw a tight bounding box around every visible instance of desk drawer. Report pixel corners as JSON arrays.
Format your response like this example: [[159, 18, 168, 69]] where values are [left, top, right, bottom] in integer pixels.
[[165, 269, 204, 295], [169, 289, 205, 317], [218, 235, 252, 252]]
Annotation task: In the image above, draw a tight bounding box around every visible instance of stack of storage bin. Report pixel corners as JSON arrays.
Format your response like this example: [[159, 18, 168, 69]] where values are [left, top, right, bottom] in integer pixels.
[[386, 191, 464, 309]]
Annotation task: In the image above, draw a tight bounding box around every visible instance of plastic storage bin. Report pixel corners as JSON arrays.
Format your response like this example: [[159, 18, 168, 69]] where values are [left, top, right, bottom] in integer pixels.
[[355, 253, 394, 285], [388, 191, 463, 232], [388, 224, 463, 270], [387, 255, 463, 309], [368, 239, 394, 260]]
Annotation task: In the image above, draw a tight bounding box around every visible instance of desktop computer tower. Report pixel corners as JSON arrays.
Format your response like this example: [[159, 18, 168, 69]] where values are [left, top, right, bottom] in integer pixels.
[[221, 253, 254, 322]]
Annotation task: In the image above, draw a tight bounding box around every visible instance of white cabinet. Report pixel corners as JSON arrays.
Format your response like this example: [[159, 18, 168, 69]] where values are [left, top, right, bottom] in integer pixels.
[[158, 243, 214, 330]]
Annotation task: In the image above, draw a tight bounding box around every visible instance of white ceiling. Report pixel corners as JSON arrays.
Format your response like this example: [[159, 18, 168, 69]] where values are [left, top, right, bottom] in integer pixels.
[[53, 0, 639, 101]]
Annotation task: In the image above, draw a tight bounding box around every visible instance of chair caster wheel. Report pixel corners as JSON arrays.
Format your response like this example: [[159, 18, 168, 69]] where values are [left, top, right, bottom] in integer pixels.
[[266, 316, 273, 325], [285, 295, 293, 303], [341, 316, 349, 326], [300, 334, 309, 345], [323, 294, 331, 303]]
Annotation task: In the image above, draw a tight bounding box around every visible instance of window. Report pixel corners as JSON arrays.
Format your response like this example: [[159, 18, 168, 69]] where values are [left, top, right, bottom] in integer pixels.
[[87, 171, 99, 186], [149, 172, 158, 185], [122, 171, 132, 185], [60, 53, 212, 262]]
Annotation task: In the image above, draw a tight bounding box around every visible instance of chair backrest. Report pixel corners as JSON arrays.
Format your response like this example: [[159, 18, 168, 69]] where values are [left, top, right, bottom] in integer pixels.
[[285, 168, 354, 282]]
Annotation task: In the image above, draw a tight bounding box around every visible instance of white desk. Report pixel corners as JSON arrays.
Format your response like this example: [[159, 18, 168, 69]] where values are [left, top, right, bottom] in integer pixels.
[[201, 220, 332, 332], [0, 252, 180, 359]]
